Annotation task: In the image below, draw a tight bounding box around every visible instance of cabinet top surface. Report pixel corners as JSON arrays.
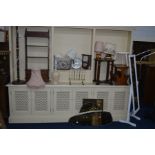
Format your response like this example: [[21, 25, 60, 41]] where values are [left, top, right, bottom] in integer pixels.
[[7, 83, 130, 88], [54, 26, 135, 31]]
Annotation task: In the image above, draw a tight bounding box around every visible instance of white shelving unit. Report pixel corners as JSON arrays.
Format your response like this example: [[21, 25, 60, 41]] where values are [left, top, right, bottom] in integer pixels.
[[9, 26, 133, 83], [8, 84, 129, 123], [8, 26, 134, 123]]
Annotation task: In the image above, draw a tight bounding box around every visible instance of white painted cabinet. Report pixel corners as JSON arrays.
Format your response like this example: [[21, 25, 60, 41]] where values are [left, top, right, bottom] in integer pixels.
[[72, 87, 92, 113], [9, 86, 52, 123], [92, 87, 111, 111], [110, 87, 130, 120], [8, 26, 132, 124], [9, 86, 31, 115], [31, 87, 52, 114], [8, 84, 130, 123], [53, 87, 72, 113], [92, 86, 130, 121]]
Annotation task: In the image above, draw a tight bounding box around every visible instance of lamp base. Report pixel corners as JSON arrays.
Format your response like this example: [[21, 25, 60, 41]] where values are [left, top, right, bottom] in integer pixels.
[[12, 80, 26, 85]]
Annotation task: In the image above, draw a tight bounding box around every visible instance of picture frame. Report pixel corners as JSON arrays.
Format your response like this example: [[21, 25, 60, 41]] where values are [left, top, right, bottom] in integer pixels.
[[55, 56, 71, 70], [82, 54, 91, 69], [80, 99, 103, 113]]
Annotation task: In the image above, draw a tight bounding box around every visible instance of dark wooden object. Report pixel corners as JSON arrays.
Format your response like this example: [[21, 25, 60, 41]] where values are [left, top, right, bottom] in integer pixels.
[[0, 86, 9, 124], [69, 111, 112, 126], [93, 58, 114, 85], [0, 111, 6, 128], [0, 42, 10, 123], [25, 31, 49, 38], [12, 26, 26, 84], [113, 64, 128, 85], [26, 69, 49, 82], [143, 65, 155, 105], [133, 41, 155, 104], [82, 54, 92, 69]]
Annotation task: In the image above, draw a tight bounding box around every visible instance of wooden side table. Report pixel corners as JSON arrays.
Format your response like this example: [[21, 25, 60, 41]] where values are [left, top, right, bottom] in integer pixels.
[[113, 64, 128, 85], [93, 58, 114, 85]]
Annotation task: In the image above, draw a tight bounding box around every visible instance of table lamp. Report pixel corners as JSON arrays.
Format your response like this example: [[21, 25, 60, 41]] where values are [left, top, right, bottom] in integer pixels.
[[94, 41, 104, 59]]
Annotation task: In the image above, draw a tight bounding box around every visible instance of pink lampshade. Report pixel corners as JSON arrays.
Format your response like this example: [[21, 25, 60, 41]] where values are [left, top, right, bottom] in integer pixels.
[[94, 41, 104, 52], [26, 70, 45, 88]]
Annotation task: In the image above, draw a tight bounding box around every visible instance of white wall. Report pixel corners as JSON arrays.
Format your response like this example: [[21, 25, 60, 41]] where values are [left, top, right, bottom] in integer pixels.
[[133, 26, 155, 42]]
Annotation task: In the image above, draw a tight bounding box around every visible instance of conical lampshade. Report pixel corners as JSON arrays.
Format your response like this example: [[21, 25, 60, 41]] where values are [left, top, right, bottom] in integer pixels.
[[94, 41, 104, 52], [26, 70, 45, 88]]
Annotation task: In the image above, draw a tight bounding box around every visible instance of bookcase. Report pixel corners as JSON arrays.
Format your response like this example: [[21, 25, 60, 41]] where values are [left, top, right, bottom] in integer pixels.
[[8, 26, 133, 123], [25, 28, 50, 82]]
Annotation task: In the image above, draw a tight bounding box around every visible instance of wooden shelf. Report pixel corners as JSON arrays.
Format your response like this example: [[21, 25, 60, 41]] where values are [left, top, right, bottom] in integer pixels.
[[27, 56, 48, 58], [25, 31, 49, 38], [95, 58, 114, 62], [26, 45, 48, 47]]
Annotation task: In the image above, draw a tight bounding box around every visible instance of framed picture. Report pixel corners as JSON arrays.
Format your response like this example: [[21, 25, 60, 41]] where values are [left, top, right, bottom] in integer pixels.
[[55, 56, 71, 70], [80, 99, 103, 113], [82, 54, 91, 69]]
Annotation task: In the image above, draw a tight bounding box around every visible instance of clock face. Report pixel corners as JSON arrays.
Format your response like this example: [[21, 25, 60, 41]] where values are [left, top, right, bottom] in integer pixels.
[[82, 54, 91, 69], [83, 56, 88, 61]]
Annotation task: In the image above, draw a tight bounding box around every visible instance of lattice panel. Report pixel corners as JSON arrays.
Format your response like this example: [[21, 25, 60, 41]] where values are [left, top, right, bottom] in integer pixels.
[[15, 91, 29, 111], [75, 91, 89, 111], [56, 91, 70, 111], [113, 92, 126, 110], [34, 91, 48, 111], [96, 91, 109, 110]]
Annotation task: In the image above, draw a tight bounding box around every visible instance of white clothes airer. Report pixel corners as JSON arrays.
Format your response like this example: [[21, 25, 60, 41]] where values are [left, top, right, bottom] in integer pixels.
[[119, 54, 140, 127], [120, 49, 155, 127], [140, 50, 155, 62]]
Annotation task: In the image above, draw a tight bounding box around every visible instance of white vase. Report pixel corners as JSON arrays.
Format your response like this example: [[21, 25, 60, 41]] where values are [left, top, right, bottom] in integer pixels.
[[51, 71, 60, 84]]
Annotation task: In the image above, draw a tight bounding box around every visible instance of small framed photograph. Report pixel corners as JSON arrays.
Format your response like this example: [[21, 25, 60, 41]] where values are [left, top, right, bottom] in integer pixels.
[[82, 54, 91, 69]]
